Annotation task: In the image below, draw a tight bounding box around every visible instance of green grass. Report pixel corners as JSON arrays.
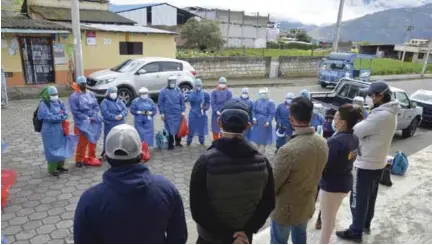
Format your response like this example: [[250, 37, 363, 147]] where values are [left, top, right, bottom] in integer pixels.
[[355, 58, 432, 75], [177, 48, 330, 58]]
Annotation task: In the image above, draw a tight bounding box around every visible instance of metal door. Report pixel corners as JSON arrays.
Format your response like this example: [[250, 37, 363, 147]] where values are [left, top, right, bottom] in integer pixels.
[[20, 37, 55, 84]]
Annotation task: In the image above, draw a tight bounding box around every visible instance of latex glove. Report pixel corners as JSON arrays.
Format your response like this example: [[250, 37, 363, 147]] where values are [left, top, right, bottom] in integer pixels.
[[182, 112, 186, 116], [161, 114, 165, 120], [216, 111, 221, 116], [147, 111, 153, 116], [116, 115, 122, 120], [253, 118, 257, 125], [264, 122, 270, 127], [136, 111, 143, 115]]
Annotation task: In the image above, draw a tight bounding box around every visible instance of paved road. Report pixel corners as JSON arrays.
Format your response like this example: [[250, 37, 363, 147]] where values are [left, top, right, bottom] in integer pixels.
[[1, 78, 431, 244]]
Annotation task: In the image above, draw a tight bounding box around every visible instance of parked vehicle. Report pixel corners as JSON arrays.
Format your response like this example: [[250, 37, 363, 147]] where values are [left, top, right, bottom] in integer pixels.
[[318, 52, 375, 88], [410, 89, 432, 125], [86, 57, 197, 105], [311, 78, 423, 138]]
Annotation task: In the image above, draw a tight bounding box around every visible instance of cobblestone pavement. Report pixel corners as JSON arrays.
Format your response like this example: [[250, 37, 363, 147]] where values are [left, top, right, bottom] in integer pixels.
[[2, 84, 432, 244]]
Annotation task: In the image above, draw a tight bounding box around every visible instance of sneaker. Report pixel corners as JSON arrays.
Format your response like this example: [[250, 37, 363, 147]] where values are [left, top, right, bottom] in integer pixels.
[[50, 171, 60, 177], [57, 167, 69, 172], [75, 162, 83, 168], [315, 219, 322, 230], [336, 229, 362, 243]]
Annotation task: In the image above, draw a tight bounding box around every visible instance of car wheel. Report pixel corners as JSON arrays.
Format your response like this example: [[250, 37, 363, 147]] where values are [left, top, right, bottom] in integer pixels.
[[320, 83, 327, 88], [402, 117, 419, 138], [118, 87, 134, 106], [179, 83, 192, 93]]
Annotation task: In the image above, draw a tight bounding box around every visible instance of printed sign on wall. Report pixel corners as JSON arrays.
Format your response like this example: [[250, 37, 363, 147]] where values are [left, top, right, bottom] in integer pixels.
[[86, 31, 96, 46], [53, 44, 67, 65]]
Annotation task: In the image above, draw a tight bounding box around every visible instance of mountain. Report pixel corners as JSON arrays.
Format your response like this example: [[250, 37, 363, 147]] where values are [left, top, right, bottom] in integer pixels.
[[308, 3, 432, 44], [278, 20, 318, 32]]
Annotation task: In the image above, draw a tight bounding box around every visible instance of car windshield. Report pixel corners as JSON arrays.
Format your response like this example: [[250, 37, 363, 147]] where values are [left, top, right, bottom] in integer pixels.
[[111, 59, 141, 73], [411, 91, 432, 103], [321, 60, 346, 71]]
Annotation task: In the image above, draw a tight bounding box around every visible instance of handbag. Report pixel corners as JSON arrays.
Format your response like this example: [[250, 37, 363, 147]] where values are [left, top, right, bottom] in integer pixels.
[[177, 117, 189, 138]]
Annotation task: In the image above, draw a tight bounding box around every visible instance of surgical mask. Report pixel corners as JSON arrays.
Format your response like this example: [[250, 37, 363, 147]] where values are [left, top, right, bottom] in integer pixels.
[[260, 93, 268, 99], [241, 93, 249, 99], [196, 86, 202, 91], [332, 120, 336, 132], [169, 83, 175, 89], [220, 129, 244, 137], [285, 99, 291, 104], [365, 96, 374, 108], [219, 84, 226, 89], [140, 94, 148, 99], [50, 95, 58, 101], [109, 93, 117, 100]]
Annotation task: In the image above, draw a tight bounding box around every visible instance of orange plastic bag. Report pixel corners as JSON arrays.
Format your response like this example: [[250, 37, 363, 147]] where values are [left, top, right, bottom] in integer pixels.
[[177, 117, 189, 138], [1, 169, 17, 208], [71, 83, 80, 92], [141, 142, 151, 162], [62, 120, 70, 136]]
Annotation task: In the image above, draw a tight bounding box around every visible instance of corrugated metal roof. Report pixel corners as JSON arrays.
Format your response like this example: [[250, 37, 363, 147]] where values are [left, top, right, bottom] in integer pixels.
[[1, 15, 69, 30], [109, 3, 164, 13], [31, 6, 135, 25], [1, 28, 69, 34], [81, 23, 177, 35]]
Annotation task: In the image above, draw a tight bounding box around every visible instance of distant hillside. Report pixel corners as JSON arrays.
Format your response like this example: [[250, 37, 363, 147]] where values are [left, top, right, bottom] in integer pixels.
[[308, 3, 432, 44], [278, 20, 318, 32]]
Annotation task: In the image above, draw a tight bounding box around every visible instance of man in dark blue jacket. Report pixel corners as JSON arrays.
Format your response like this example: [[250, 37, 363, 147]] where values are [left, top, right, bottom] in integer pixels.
[[74, 124, 187, 244]]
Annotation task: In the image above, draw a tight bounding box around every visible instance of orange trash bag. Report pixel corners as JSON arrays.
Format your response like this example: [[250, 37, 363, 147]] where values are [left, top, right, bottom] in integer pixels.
[[177, 117, 189, 138], [71, 82, 80, 92], [62, 120, 70, 136], [1, 169, 17, 208], [141, 142, 151, 162]]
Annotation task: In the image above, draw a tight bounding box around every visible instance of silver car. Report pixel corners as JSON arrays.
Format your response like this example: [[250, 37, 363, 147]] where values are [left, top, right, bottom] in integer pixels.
[[86, 57, 197, 105]]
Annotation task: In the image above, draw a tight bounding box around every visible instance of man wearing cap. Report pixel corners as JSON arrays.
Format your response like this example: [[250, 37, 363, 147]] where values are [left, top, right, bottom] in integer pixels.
[[210, 77, 233, 141], [69, 76, 103, 167], [275, 93, 294, 152], [158, 76, 186, 150], [190, 98, 275, 244], [238, 87, 254, 140], [337, 81, 399, 242], [74, 124, 187, 244]]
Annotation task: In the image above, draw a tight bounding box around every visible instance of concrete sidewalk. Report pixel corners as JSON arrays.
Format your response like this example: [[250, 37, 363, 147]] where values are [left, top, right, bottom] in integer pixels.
[[5, 73, 432, 101], [252, 144, 432, 244]]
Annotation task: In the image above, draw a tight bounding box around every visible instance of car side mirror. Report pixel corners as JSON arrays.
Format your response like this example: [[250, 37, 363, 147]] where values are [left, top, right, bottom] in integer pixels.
[[137, 69, 146, 75], [411, 101, 417, 108]]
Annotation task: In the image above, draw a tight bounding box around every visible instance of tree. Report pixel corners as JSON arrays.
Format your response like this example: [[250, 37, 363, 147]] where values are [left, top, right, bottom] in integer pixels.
[[295, 31, 312, 43], [181, 18, 224, 51]]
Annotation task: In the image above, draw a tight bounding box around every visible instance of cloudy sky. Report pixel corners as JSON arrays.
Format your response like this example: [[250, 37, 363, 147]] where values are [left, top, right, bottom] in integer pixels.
[[110, 0, 429, 25]]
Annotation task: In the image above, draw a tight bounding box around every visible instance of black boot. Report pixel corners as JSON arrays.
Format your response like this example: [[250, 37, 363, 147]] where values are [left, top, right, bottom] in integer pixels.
[[57, 167, 69, 172], [175, 136, 183, 147], [75, 162, 83, 168], [336, 229, 362, 243], [168, 134, 175, 150]]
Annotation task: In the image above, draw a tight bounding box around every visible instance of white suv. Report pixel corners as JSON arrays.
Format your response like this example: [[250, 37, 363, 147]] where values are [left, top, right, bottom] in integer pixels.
[[86, 57, 197, 105]]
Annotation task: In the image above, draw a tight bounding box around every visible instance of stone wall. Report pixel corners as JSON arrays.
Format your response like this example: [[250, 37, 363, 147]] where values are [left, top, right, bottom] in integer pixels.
[[278, 56, 324, 77], [182, 56, 271, 79]]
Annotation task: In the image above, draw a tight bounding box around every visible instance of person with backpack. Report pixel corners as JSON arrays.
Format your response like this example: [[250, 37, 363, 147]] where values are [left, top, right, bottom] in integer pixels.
[[37, 86, 70, 176], [337, 81, 399, 242], [158, 76, 186, 150], [69, 76, 103, 167], [318, 104, 361, 243], [185, 78, 211, 147], [100, 86, 128, 158], [130, 87, 157, 147]]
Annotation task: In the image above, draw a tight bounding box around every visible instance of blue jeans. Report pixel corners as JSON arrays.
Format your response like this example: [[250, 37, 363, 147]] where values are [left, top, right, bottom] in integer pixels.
[[270, 219, 308, 244]]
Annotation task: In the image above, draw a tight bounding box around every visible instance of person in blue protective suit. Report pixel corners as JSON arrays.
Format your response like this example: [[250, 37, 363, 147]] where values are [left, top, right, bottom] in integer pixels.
[[312, 103, 326, 130], [69, 76, 103, 167], [353, 96, 369, 120], [130, 87, 157, 146], [37, 86, 71, 176], [100, 86, 128, 157], [211, 77, 233, 141], [186, 78, 211, 147], [238, 87, 254, 140], [158, 76, 186, 150], [275, 93, 294, 152], [251, 88, 276, 153]]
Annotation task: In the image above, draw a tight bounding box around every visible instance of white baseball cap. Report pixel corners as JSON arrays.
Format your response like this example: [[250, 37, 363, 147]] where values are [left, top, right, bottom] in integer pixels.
[[105, 124, 142, 160]]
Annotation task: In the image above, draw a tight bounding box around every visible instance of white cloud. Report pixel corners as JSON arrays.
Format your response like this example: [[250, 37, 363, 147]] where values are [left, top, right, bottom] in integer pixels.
[[109, 0, 430, 25]]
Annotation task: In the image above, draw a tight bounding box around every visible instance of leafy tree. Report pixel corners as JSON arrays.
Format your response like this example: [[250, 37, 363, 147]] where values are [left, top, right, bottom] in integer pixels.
[[295, 31, 312, 43], [181, 18, 224, 51]]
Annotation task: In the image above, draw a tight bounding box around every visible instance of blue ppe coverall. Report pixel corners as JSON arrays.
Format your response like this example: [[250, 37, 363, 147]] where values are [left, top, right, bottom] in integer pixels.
[[101, 98, 128, 147], [186, 89, 211, 144], [38, 100, 77, 163], [251, 99, 276, 145], [238, 97, 254, 140], [158, 87, 185, 135], [69, 91, 102, 144], [130, 97, 158, 146], [210, 88, 232, 133], [275, 102, 293, 149], [311, 112, 325, 130]]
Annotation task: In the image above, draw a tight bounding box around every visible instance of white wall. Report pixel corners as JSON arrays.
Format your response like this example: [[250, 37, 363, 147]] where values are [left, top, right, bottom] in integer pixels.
[[118, 9, 147, 26], [152, 4, 177, 26]]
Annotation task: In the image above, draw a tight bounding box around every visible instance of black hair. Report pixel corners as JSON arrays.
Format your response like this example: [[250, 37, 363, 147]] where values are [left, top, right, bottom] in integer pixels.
[[325, 108, 337, 120], [289, 97, 313, 123], [106, 150, 143, 167], [338, 104, 363, 130]]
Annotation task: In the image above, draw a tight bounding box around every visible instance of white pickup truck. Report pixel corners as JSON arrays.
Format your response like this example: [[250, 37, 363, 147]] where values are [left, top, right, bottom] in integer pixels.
[[311, 78, 423, 138]]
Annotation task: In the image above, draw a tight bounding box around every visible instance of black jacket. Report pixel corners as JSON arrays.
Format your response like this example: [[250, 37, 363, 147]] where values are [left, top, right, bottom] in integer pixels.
[[189, 137, 275, 243], [319, 131, 359, 193]]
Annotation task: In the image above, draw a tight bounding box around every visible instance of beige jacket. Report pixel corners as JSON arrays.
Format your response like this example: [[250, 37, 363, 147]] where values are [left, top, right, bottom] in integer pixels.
[[271, 128, 329, 226]]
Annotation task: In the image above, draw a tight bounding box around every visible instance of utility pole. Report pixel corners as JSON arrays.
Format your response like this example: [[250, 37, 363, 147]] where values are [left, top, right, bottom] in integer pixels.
[[332, 0, 345, 52], [421, 40, 432, 77], [71, 0, 84, 79], [401, 26, 414, 62]]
